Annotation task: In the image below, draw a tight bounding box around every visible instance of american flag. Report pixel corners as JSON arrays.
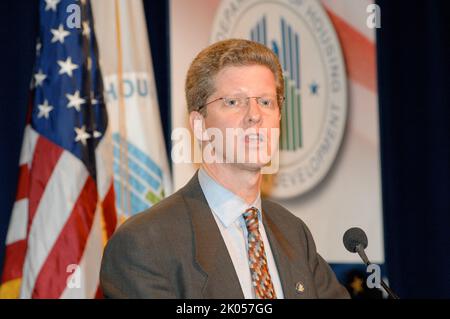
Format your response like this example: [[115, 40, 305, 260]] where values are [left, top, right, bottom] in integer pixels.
[[0, 0, 117, 298]]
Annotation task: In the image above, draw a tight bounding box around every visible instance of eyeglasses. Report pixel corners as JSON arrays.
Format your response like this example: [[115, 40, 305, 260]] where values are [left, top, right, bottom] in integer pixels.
[[200, 96, 285, 112]]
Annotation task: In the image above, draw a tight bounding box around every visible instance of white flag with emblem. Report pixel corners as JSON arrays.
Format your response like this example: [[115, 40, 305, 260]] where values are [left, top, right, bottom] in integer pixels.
[[92, 0, 172, 221]]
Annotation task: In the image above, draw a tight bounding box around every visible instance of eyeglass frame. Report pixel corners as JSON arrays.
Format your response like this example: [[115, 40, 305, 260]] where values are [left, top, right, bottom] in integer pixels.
[[198, 95, 286, 113]]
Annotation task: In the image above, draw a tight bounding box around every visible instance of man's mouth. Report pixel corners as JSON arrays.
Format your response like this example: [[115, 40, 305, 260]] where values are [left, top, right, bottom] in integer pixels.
[[244, 133, 265, 144]]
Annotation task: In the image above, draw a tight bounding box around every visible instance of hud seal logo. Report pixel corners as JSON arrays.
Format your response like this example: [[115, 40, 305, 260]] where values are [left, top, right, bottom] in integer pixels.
[[211, 0, 347, 198]]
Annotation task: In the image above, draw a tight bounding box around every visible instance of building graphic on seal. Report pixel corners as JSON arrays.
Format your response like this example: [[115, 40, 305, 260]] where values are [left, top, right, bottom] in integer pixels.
[[251, 16, 303, 152]]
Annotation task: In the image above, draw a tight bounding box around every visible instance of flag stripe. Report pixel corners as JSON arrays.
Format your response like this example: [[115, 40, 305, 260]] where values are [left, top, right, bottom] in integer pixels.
[[20, 149, 88, 298], [31, 176, 97, 298], [27, 136, 64, 231], [94, 129, 117, 238], [101, 183, 117, 238], [60, 199, 103, 298], [5, 199, 28, 244], [0, 240, 27, 283], [15, 165, 30, 201], [14, 125, 38, 201], [18, 125, 39, 166], [0, 127, 36, 296]]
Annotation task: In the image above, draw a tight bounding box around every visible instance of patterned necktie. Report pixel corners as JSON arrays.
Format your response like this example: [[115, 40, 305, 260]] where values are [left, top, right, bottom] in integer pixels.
[[243, 207, 277, 299]]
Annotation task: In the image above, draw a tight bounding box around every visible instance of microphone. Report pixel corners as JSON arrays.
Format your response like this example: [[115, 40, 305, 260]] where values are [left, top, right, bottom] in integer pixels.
[[343, 227, 399, 299]]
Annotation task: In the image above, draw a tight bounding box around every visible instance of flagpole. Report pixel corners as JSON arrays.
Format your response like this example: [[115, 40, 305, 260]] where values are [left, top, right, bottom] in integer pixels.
[[114, 0, 131, 217]]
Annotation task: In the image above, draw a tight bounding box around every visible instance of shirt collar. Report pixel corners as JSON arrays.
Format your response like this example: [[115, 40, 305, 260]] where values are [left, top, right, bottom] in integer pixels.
[[198, 167, 262, 228]]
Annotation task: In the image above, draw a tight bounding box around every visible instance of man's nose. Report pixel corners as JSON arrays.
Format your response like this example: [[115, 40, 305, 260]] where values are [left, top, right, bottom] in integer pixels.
[[245, 98, 262, 124]]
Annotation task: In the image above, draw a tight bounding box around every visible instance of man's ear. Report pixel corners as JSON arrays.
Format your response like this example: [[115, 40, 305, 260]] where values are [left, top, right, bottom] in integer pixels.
[[189, 111, 208, 141]]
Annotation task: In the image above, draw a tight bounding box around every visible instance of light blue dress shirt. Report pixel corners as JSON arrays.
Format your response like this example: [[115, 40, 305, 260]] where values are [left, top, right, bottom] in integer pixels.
[[198, 168, 284, 299]]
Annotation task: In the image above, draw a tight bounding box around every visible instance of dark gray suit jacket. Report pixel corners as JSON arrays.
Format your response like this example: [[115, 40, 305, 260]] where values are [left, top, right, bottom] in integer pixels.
[[100, 172, 350, 299]]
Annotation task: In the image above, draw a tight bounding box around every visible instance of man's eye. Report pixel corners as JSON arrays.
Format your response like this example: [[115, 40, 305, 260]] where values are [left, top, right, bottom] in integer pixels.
[[259, 98, 272, 107], [224, 98, 239, 107]]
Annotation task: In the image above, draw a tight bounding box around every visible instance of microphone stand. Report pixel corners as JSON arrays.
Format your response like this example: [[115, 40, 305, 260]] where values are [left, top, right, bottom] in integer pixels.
[[355, 244, 400, 299]]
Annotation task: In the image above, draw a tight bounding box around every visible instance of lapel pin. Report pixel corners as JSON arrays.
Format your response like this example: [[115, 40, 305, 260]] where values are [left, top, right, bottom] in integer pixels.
[[295, 281, 305, 293]]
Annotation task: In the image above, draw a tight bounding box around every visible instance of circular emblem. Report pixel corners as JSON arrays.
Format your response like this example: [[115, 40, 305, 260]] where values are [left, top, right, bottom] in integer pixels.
[[211, 0, 347, 199]]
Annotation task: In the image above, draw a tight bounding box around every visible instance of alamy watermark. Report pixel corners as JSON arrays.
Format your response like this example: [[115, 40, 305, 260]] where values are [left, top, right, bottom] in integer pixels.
[[66, 264, 81, 289], [366, 263, 381, 289], [366, 4, 381, 29], [66, 4, 81, 29]]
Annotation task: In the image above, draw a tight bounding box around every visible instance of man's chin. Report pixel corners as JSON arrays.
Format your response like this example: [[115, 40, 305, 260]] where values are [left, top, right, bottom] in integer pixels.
[[211, 151, 273, 170], [234, 161, 270, 172]]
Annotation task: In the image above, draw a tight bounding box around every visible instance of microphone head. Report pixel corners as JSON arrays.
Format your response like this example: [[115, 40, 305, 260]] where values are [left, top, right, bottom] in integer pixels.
[[343, 227, 368, 253]]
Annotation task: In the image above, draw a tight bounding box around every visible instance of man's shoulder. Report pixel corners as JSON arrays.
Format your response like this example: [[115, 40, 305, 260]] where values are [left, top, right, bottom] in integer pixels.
[[262, 198, 305, 225], [261, 198, 312, 239], [112, 188, 191, 241]]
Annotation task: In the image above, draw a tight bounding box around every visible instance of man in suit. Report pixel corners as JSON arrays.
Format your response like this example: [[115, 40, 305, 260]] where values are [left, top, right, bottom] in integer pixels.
[[100, 39, 350, 299]]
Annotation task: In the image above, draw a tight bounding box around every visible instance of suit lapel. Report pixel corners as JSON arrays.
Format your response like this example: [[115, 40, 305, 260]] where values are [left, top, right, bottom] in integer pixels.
[[182, 173, 244, 298], [181, 172, 313, 299], [262, 204, 311, 299]]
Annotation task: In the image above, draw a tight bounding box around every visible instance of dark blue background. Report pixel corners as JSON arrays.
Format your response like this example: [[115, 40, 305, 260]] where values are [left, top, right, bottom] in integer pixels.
[[1, 0, 449, 298]]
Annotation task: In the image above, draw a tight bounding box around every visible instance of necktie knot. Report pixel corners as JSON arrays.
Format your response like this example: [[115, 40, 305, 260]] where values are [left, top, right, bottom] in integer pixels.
[[243, 207, 259, 233]]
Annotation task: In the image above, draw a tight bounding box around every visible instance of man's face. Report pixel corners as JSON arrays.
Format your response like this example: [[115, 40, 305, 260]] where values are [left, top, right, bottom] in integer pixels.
[[191, 64, 280, 170]]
